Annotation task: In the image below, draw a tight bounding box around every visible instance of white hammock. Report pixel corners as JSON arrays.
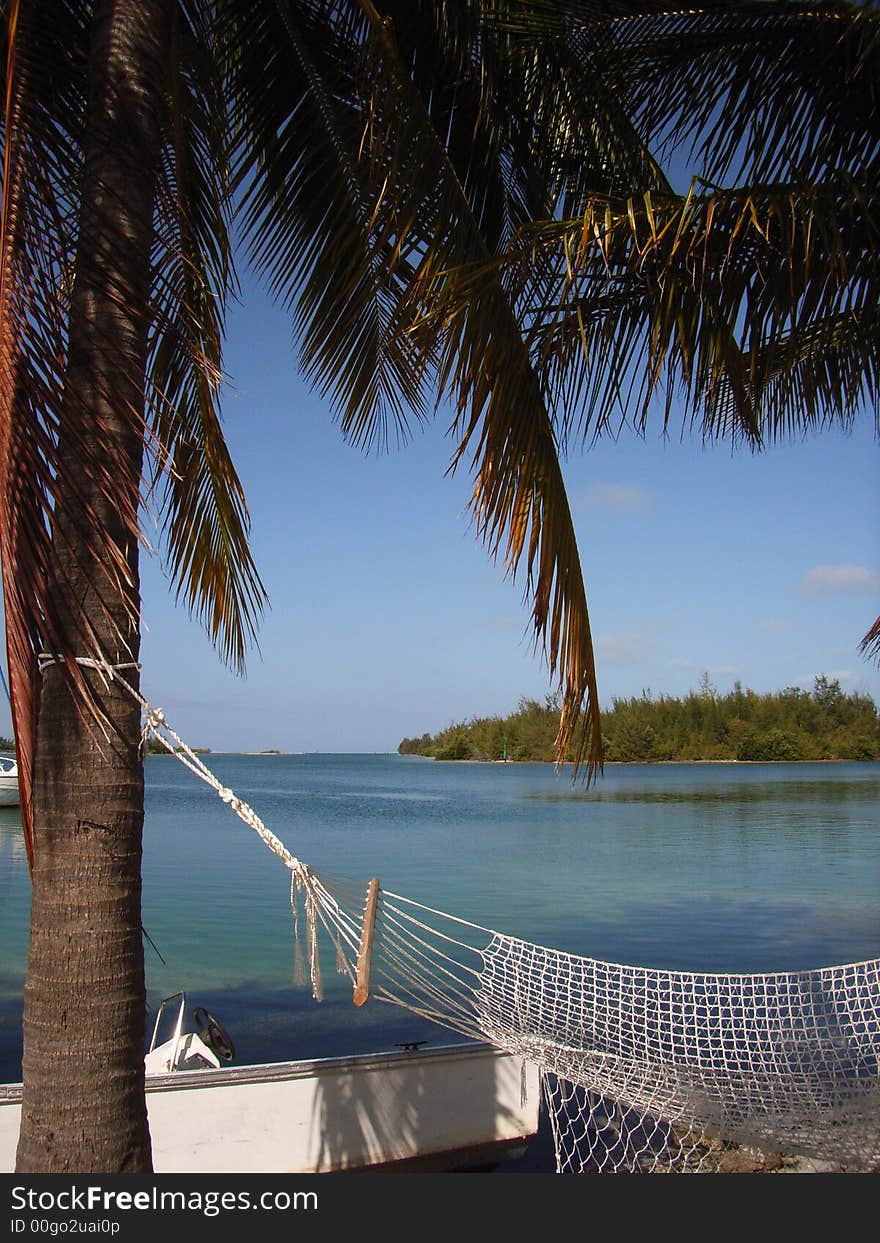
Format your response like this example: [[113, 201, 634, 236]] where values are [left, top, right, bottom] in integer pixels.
[[291, 876, 880, 1172], [83, 664, 880, 1174]]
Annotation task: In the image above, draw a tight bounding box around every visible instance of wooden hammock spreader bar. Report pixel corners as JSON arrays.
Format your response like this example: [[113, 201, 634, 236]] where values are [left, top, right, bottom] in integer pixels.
[[353, 877, 381, 1007]]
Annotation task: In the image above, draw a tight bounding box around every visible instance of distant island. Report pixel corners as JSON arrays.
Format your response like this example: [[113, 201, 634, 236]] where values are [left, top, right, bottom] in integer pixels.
[[145, 743, 283, 756], [399, 676, 879, 763], [146, 739, 211, 756]]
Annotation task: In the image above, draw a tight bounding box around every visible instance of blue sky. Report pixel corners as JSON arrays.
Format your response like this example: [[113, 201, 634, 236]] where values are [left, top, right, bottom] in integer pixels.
[[2, 273, 878, 752]]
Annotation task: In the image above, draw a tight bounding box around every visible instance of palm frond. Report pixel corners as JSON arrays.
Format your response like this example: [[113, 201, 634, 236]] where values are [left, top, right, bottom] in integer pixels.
[[353, 4, 603, 772], [379, 1, 672, 228], [0, 0, 90, 863], [518, 178, 879, 445], [0, 1, 268, 869], [225, 0, 431, 453], [222, 0, 610, 770], [497, 2, 880, 185], [861, 615, 880, 663], [605, 1, 880, 186], [148, 0, 266, 671]]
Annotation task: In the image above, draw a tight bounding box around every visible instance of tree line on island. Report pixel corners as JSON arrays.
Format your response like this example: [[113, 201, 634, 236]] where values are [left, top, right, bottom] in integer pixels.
[[399, 676, 880, 764]]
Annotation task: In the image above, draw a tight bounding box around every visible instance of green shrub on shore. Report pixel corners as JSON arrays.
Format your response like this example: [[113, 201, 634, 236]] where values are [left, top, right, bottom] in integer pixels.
[[399, 677, 880, 764]]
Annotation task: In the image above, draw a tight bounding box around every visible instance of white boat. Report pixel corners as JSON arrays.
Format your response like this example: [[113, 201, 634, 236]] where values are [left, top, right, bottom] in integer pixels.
[[0, 755, 18, 807], [0, 993, 540, 1173]]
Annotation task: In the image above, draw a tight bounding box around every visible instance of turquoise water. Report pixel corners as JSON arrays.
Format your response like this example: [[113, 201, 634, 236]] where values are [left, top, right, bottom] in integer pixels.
[[1, 755, 878, 1080]]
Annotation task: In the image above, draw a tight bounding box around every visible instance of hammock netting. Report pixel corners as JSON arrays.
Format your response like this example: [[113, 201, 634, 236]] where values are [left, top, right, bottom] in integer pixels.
[[122, 675, 880, 1173], [296, 873, 880, 1173]]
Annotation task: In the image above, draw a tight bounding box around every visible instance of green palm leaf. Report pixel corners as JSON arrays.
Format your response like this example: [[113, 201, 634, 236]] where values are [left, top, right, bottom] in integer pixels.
[[149, 0, 266, 671], [522, 179, 878, 438], [0, 1, 267, 863], [0, 0, 91, 861], [227, 0, 699, 772], [226, 0, 434, 451]]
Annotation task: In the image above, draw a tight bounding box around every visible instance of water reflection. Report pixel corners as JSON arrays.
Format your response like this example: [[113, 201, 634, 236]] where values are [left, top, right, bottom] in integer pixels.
[[0, 805, 23, 831], [0, 757, 877, 1085], [0, 808, 26, 868], [524, 778, 880, 805]]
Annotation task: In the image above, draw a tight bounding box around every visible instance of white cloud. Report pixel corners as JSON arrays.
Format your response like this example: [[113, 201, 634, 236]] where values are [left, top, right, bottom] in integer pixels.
[[580, 483, 654, 514], [666, 657, 695, 670], [709, 665, 743, 678], [800, 564, 880, 595]]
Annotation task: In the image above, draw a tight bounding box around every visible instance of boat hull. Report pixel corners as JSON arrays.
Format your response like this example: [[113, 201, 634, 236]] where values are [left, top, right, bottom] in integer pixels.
[[0, 1043, 539, 1173], [0, 775, 18, 807]]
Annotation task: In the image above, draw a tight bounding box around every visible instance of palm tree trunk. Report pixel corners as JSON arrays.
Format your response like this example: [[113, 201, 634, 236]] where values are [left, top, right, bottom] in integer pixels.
[[15, 0, 171, 1173]]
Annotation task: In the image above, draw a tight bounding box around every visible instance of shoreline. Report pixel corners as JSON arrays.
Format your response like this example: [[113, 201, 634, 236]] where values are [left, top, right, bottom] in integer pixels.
[[401, 756, 874, 766], [145, 751, 879, 765]]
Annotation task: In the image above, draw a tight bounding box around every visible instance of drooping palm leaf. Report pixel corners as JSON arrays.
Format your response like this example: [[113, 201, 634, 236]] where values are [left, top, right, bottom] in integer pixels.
[[491, 2, 879, 186], [514, 173, 880, 649], [520, 179, 877, 434], [472, 2, 880, 669], [352, 8, 604, 771], [609, 0, 880, 186], [861, 615, 880, 662], [225, 0, 434, 453], [226, 0, 696, 773], [149, 0, 266, 671], [0, 0, 267, 868], [0, 0, 90, 863]]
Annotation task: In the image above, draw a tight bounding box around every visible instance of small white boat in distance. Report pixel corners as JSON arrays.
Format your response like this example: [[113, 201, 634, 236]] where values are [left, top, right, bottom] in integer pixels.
[[0, 755, 18, 807]]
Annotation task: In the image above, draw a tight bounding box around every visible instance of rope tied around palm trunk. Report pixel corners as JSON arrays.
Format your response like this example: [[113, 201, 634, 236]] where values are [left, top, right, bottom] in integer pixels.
[[36, 652, 329, 1000], [33, 653, 880, 1174]]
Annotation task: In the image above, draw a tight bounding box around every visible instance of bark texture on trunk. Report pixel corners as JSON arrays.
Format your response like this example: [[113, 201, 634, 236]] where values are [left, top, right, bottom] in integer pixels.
[[16, 0, 171, 1174]]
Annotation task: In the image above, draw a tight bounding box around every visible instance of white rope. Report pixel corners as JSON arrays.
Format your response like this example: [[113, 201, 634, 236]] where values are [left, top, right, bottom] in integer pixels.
[[383, 890, 495, 936], [38, 654, 140, 677], [37, 653, 325, 995], [35, 654, 880, 1173], [39, 655, 304, 871]]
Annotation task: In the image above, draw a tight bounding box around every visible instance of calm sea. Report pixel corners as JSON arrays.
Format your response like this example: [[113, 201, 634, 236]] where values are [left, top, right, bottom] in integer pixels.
[[1, 755, 878, 1083]]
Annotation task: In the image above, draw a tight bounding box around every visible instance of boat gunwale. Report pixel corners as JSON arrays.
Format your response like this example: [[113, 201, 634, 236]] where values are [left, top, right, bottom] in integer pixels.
[[0, 1039, 514, 1103]]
